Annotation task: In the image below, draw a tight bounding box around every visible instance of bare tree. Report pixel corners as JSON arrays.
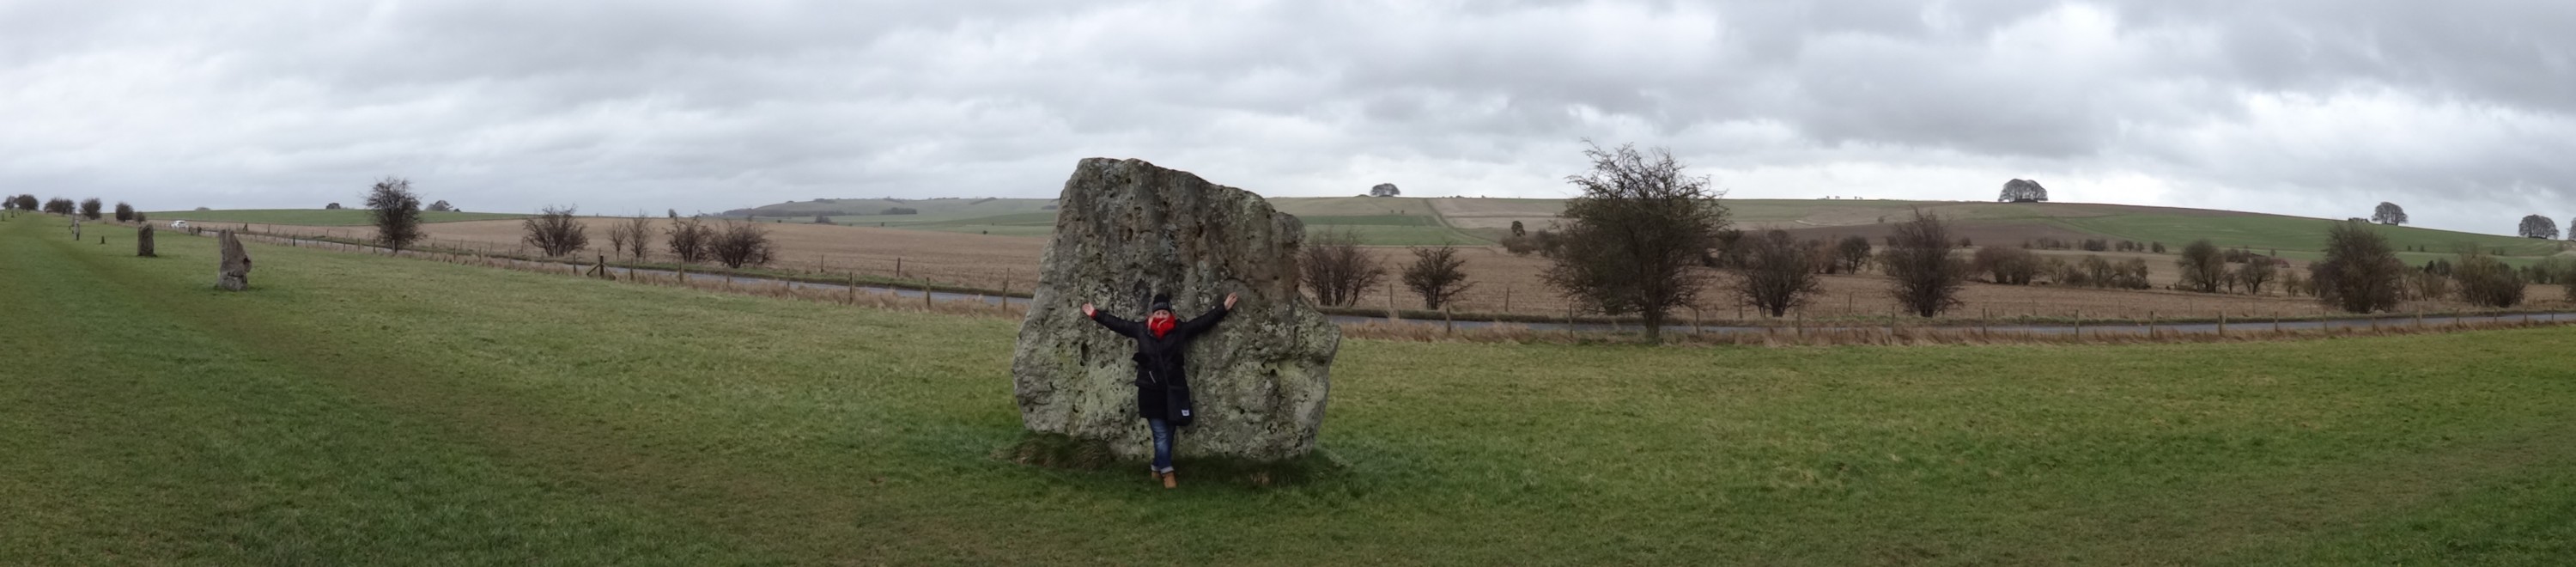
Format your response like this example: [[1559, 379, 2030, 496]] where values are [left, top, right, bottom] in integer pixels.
[[708, 220, 775, 269], [2176, 240, 2227, 293], [1733, 230, 1822, 317], [2312, 220, 2405, 313], [607, 214, 656, 260], [2236, 258, 2278, 295], [1540, 141, 1729, 342], [78, 198, 102, 220], [521, 205, 589, 256], [1400, 245, 1473, 310], [666, 214, 714, 264], [2371, 202, 2407, 225], [1300, 229, 1383, 307], [1880, 210, 1968, 317], [1832, 235, 1872, 273], [366, 177, 425, 253]]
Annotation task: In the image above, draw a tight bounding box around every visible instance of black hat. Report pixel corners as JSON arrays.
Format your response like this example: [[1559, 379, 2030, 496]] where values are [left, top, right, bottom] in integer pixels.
[[1149, 292, 1173, 314]]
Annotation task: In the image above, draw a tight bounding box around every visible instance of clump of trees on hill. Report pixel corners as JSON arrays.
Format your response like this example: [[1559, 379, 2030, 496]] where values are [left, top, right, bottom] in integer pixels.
[[2372, 202, 2407, 225], [78, 198, 102, 220], [2518, 215, 2559, 240], [1539, 142, 1728, 342], [367, 177, 425, 253], [112, 202, 135, 222], [1998, 179, 2048, 203], [44, 198, 74, 215]]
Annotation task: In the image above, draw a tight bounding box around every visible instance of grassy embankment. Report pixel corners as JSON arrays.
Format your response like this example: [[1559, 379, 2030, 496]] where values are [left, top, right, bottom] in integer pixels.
[[4, 213, 2572, 564], [149, 209, 529, 226]]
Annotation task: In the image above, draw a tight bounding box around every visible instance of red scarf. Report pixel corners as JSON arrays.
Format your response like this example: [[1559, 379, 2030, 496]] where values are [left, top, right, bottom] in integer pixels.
[[1149, 316, 1176, 338]]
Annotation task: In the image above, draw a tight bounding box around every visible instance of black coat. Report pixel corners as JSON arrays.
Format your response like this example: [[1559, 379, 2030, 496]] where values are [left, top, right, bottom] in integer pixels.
[[1089, 305, 1230, 422]]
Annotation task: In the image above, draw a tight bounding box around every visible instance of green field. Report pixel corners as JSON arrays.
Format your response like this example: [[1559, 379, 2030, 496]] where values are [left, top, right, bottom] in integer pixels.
[[150, 209, 530, 225], [19, 213, 2567, 564]]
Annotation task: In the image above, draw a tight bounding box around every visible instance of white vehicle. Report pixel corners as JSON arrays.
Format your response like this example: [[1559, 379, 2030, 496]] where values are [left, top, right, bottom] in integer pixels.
[[170, 220, 190, 229]]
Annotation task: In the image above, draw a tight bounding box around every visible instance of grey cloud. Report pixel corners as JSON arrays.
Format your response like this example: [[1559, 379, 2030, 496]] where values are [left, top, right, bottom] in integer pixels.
[[0, 1, 2569, 234]]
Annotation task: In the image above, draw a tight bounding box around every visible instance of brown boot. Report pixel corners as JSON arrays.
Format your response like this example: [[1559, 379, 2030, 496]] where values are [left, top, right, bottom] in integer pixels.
[[1162, 471, 1177, 489]]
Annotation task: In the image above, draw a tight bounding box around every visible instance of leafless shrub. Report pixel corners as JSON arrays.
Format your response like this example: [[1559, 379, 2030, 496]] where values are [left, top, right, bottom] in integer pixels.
[[2453, 251, 2524, 308], [1971, 247, 2040, 284], [2177, 240, 2226, 293], [1880, 210, 1969, 317], [1733, 230, 1822, 317], [366, 177, 424, 253], [521, 205, 589, 257], [2236, 259, 2277, 295], [1302, 229, 1383, 307], [606, 213, 655, 260], [709, 220, 775, 269], [2312, 220, 2404, 313], [1400, 245, 1473, 310], [667, 214, 714, 263]]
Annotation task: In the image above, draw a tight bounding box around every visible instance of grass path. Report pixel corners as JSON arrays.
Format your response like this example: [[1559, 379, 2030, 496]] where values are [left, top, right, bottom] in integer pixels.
[[3, 214, 2573, 564]]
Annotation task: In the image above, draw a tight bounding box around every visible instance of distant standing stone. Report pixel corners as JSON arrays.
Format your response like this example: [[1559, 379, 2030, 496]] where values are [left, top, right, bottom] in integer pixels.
[[137, 224, 155, 257], [1012, 157, 1340, 462], [218, 230, 252, 290]]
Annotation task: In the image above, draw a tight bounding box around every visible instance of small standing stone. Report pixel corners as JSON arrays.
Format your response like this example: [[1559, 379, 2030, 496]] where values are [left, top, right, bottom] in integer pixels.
[[137, 224, 155, 257], [218, 230, 252, 290]]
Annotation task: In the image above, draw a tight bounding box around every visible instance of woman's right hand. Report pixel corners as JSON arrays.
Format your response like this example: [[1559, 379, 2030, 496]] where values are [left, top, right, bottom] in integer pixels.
[[1081, 302, 1096, 317]]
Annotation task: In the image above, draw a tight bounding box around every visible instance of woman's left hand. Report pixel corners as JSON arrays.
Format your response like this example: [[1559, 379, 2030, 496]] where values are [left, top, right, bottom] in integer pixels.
[[1224, 293, 1238, 309]]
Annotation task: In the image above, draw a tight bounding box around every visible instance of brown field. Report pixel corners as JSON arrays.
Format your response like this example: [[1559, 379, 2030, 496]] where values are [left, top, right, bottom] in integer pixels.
[[242, 217, 2572, 323]]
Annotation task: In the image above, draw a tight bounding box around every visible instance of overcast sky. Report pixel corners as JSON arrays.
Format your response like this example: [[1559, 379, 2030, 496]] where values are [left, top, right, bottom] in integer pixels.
[[3, 1, 2570, 235]]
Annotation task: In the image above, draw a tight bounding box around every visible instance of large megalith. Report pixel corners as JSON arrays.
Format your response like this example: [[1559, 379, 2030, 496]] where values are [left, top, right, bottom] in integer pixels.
[[217, 230, 252, 290], [137, 224, 155, 257], [1012, 157, 1340, 462]]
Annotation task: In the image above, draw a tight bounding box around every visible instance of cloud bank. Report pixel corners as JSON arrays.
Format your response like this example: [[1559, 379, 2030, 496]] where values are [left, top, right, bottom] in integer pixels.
[[2, 1, 2570, 234]]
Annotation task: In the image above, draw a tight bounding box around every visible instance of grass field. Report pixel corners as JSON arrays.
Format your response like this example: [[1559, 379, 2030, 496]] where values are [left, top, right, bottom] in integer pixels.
[[5, 213, 2574, 564], [149, 209, 531, 225]]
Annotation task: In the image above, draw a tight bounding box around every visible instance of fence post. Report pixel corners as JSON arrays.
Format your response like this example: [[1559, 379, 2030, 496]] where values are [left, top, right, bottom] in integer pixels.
[[2217, 312, 2227, 338], [2148, 310, 2157, 339], [2074, 310, 2083, 339], [924, 285, 933, 310]]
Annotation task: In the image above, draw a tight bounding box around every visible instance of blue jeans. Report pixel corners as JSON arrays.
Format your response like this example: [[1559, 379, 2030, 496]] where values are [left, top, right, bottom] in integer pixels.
[[1146, 418, 1176, 472]]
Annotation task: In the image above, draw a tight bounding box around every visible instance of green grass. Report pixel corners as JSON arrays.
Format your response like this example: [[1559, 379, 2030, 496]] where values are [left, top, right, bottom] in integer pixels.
[[8, 213, 2573, 564], [150, 209, 530, 225]]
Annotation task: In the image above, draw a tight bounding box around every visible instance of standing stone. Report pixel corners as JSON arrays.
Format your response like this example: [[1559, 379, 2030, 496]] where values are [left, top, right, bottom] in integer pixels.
[[1012, 158, 1340, 462], [217, 230, 252, 290], [137, 224, 155, 257]]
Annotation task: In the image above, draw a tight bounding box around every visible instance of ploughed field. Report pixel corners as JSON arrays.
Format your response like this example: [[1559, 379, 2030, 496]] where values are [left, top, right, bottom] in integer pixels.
[[5, 214, 2573, 564]]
